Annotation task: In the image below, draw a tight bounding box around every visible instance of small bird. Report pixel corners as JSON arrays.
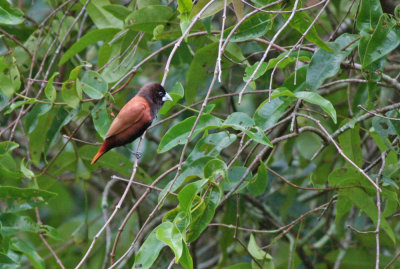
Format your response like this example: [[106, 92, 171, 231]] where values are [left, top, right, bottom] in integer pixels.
[[91, 83, 172, 164]]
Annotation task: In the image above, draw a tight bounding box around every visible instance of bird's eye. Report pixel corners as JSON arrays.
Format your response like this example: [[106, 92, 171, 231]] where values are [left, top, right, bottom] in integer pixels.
[[158, 91, 164, 97]]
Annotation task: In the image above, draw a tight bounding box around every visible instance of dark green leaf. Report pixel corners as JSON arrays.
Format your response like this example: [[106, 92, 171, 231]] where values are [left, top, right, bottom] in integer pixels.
[[338, 124, 362, 166], [356, 0, 382, 31], [225, 13, 271, 42], [103, 4, 131, 20], [186, 42, 218, 104], [127, 5, 173, 33], [0, 186, 56, 201], [306, 34, 359, 91], [248, 161, 268, 195], [362, 14, 400, 68], [59, 28, 120, 65]]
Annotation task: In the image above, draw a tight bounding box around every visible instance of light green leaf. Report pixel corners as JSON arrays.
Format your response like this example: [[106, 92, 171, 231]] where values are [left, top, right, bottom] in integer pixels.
[[338, 123, 362, 166], [248, 234, 270, 260], [132, 227, 166, 269], [222, 112, 273, 147], [177, 0, 193, 13], [157, 114, 222, 153], [45, 73, 59, 102], [0, 55, 21, 98], [190, 0, 232, 19], [159, 82, 184, 115], [81, 71, 108, 99], [0, 0, 24, 25], [204, 159, 227, 181], [84, 0, 123, 29], [244, 62, 268, 82], [91, 99, 111, 138], [156, 222, 183, 261], [186, 132, 236, 164]]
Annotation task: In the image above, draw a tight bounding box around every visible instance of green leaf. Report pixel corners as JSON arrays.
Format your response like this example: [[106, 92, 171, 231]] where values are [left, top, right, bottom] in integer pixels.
[[156, 222, 183, 261], [103, 4, 131, 20], [81, 71, 108, 99], [204, 159, 227, 181], [248, 161, 268, 196], [0, 55, 21, 98], [4, 99, 35, 115], [329, 167, 395, 243], [0, 186, 56, 201], [271, 89, 337, 124], [362, 14, 400, 68], [222, 112, 273, 146], [0, 141, 19, 155], [179, 244, 193, 269], [244, 62, 268, 82], [44, 73, 59, 102], [187, 184, 221, 242], [356, 0, 382, 31], [248, 234, 269, 260], [0, 92, 9, 111], [306, 34, 359, 91], [225, 13, 271, 42], [159, 82, 184, 115], [186, 42, 218, 104], [132, 226, 166, 269], [11, 238, 45, 269], [127, 5, 173, 33], [61, 65, 85, 109], [20, 159, 34, 179], [157, 114, 222, 153], [0, 0, 24, 25], [266, 50, 311, 70], [186, 132, 236, 164], [178, 179, 208, 223], [283, 4, 332, 52], [177, 0, 193, 14], [254, 97, 291, 130], [91, 99, 111, 138], [190, 0, 232, 19], [0, 252, 16, 264], [84, 0, 123, 29], [59, 28, 120, 65], [338, 123, 362, 166]]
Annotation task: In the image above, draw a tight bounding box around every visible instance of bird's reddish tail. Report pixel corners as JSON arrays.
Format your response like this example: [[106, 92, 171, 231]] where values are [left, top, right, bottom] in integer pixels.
[[91, 143, 109, 164]]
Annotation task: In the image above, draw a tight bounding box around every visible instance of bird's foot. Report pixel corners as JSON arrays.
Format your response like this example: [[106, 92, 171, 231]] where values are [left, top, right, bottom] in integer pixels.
[[133, 151, 143, 159]]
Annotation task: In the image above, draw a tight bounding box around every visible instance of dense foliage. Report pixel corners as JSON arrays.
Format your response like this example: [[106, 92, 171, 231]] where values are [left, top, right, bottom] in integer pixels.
[[1, 0, 400, 268]]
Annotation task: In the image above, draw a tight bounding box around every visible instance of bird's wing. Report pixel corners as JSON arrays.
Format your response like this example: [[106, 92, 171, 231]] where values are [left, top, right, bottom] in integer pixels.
[[105, 97, 151, 139]]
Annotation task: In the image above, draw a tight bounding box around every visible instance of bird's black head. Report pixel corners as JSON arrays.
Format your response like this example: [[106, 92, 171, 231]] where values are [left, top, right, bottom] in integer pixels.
[[138, 82, 172, 117]]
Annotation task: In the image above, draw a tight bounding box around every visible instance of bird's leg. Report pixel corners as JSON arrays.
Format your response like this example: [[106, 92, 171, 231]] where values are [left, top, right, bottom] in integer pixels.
[[125, 147, 143, 159]]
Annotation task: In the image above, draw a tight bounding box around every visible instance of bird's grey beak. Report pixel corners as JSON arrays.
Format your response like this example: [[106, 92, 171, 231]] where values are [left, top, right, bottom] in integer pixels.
[[162, 92, 173, 102]]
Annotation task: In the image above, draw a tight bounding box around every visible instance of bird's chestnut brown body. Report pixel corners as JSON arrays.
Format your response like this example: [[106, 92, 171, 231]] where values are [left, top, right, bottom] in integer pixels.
[[91, 83, 172, 164]]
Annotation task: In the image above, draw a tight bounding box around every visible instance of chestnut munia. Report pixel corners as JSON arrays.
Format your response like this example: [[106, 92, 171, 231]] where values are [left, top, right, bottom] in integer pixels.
[[91, 83, 172, 164]]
